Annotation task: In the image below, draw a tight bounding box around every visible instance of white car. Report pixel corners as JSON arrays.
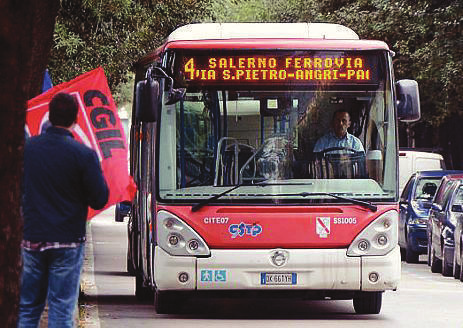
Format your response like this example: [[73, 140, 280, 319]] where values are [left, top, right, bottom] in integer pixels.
[[399, 150, 445, 195]]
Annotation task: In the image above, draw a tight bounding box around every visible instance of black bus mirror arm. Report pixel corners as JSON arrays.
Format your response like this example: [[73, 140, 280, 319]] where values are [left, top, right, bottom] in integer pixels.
[[150, 67, 186, 105]]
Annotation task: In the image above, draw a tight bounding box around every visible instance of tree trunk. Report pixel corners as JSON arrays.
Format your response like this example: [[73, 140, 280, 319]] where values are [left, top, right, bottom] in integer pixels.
[[0, 1, 59, 326]]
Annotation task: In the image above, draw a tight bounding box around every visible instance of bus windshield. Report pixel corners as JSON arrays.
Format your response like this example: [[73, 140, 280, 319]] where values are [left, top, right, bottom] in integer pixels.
[[158, 50, 397, 204]]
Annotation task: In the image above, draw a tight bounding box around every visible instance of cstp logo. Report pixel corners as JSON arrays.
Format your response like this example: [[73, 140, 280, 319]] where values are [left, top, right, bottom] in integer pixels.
[[228, 222, 262, 238]]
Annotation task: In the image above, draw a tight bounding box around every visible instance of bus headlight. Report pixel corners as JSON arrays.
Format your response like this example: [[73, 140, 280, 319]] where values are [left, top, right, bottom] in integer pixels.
[[377, 234, 388, 246], [347, 210, 398, 256], [167, 234, 182, 247], [157, 210, 210, 256], [357, 239, 370, 251]]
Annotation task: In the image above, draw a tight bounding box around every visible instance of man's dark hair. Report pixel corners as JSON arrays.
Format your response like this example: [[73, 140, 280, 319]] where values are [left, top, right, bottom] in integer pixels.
[[48, 93, 78, 127], [331, 109, 350, 121]]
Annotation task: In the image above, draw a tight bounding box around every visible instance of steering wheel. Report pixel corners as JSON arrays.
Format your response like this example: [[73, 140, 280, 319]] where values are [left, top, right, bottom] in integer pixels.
[[321, 147, 357, 154]]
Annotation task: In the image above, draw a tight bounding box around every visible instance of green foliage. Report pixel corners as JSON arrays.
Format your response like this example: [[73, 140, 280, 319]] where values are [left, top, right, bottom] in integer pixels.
[[207, 0, 463, 128], [112, 72, 135, 109], [205, 0, 321, 22], [49, 0, 213, 94], [54, 22, 85, 57], [50, 0, 462, 146], [330, 1, 462, 125]]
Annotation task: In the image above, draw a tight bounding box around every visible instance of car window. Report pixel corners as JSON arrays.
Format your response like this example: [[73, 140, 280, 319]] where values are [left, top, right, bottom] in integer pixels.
[[401, 176, 415, 201], [413, 177, 440, 201], [442, 181, 458, 210], [435, 180, 451, 206], [451, 185, 463, 207]]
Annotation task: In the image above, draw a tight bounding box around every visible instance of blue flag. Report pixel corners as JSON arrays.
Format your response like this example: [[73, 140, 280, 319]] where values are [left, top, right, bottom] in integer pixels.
[[41, 69, 53, 93]]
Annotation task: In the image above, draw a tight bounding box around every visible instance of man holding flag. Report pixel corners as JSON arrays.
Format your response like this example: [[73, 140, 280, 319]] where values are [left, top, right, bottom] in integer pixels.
[[26, 67, 136, 218], [18, 93, 109, 328]]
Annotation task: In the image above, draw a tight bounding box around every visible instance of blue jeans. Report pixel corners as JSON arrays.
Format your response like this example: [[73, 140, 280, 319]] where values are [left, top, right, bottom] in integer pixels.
[[18, 244, 85, 328]]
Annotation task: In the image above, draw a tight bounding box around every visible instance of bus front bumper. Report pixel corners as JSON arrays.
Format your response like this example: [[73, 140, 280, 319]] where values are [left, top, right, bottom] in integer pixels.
[[154, 246, 400, 292]]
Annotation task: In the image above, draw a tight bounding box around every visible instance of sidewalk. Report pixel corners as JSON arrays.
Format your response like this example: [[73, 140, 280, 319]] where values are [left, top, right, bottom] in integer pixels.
[[78, 221, 100, 328]]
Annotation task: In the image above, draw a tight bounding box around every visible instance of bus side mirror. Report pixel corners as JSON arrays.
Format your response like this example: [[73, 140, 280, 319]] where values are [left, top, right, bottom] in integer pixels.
[[135, 78, 160, 122], [396, 79, 421, 122]]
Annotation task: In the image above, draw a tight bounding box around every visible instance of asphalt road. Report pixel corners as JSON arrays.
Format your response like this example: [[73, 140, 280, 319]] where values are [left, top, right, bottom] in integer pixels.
[[80, 207, 463, 328]]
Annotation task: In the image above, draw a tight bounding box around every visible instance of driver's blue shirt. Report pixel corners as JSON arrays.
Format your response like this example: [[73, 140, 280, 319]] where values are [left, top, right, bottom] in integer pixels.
[[313, 131, 364, 153]]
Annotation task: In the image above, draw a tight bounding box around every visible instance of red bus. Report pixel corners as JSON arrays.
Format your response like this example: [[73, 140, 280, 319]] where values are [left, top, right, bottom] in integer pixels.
[[126, 22, 420, 314]]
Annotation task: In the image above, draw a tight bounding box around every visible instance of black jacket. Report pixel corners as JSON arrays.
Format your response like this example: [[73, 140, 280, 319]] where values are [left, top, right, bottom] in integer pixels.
[[23, 126, 109, 242]]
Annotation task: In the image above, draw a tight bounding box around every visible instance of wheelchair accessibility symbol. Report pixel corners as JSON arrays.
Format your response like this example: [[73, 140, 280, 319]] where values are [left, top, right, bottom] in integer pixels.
[[200, 269, 227, 282]]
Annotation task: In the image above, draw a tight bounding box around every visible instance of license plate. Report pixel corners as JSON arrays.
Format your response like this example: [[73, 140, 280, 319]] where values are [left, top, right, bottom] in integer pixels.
[[260, 273, 297, 285]]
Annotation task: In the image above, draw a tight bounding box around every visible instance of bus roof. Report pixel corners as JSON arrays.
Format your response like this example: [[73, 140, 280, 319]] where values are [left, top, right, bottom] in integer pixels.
[[163, 39, 389, 51], [167, 23, 360, 41], [137, 23, 390, 66]]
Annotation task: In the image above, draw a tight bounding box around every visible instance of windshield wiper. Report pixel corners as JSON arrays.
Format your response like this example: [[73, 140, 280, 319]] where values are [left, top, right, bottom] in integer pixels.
[[190, 180, 281, 212], [280, 192, 377, 212], [191, 185, 377, 212], [191, 184, 243, 212]]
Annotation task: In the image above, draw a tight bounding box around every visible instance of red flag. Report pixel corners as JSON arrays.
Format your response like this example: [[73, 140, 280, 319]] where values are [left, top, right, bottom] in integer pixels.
[[26, 67, 136, 219]]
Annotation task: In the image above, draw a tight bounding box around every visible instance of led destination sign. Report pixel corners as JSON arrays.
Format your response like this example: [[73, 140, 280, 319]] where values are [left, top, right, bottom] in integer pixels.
[[177, 52, 380, 86]]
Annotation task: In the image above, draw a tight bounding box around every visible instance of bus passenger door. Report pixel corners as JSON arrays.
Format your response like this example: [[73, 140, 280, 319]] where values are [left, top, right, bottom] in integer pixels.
[[132, 75, 161, 300]]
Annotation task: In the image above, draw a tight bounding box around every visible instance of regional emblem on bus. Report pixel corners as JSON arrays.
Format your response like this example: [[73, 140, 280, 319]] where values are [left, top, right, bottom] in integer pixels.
[[316, 217, 331, 238]]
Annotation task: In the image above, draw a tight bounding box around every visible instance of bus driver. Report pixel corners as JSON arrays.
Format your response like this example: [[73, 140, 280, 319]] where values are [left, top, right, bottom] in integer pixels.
[[313, 109, 364, 153]]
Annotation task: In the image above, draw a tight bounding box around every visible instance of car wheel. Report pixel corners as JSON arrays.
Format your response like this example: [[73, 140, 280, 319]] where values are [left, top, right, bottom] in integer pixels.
[[452, 245, 461, 279], [135, 273, 154, 302], [115, 203, 124, 222], [442, 245, 453, 277], [430, 243, 442, 273], [154, 289, 184, 314], [353, 291, 382, 314]]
